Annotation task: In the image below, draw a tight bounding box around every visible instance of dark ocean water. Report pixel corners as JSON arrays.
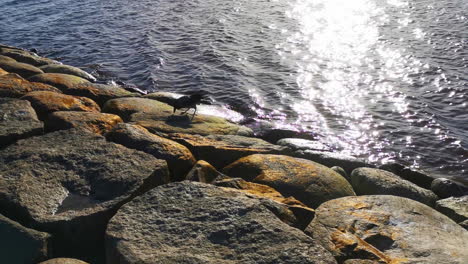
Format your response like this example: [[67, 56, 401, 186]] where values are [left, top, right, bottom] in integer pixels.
[[1, 0, 467, 184]]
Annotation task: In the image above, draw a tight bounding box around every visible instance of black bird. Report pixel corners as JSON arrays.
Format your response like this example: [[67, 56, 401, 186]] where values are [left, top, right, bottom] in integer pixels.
[[171, 93, 203, 119]]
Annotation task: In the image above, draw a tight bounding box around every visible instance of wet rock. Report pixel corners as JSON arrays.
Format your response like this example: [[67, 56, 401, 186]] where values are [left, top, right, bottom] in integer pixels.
[[222, 154, 355, 208], [0, 73, 61, 98], [39, 258, 89, 264], [21, 91, 100, 120], [0, 98, 43, 147], [185, 160, 224, 183], [64, 83, 137, 106], [105, 123, 196, 180], [0, 60, 44, 78], [278, 138, 371, 173], [213, 177, 315, 229], [351, 168, 438, 206], [40, 64, 96, 82], [106, 181, 337, 264], [0, 47, 60, 66], [435, 196, 468, 223], [431, 177, 468, 198], [379, 163, 435, 189], [305, 195, 468, 263], [0, 213, 51, 264], [257, 126, 318, 144], [0, 67, 8, 75], [168, 133, 283, 169], [103, 97, 253, 136], [45, 111, 123, 135], [29, 73, 90, 91], [143, 91, 181, 105], [0, 128, 169, 262]]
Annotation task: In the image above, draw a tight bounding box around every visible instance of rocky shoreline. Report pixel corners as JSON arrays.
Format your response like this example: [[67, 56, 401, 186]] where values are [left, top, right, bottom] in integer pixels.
[[0, 44, 467, 264]]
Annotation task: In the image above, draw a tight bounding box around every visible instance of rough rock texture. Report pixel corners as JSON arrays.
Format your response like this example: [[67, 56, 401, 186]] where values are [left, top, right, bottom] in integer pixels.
[[45, 111, 123, 135], [106, 182, 337, 264], [222, 154, 355, 208], [0, 73, 61, 98], [29, 73, 90, 91], [0, 128, 169, 262], [342, 260, 379, 264], [213, 177, 315, 230], [0, 47, 59, 66], [460, 220, 468, 230], [40, 64, 96, 82], [105, 123, 196, 180], [0, 98, 43, 147], [185, 160, 224, 183], [351, 168, 438, 206], [0, 60, 44, 78], [21, 91, 100, 120], [63, 83, 137, 106], [305, 195, 468, 264], [431, 178, 468, 198], [0, 54, 17, 63], [0, 213, 51, 264], [102, 97, 253, 136], [0, 67, 8, 75], [39, 258, 89, 264], [435, 196, 468, 223], [278, 138, 371, 173], [168, 133, 283, 169], [379, 163, 436, 189]]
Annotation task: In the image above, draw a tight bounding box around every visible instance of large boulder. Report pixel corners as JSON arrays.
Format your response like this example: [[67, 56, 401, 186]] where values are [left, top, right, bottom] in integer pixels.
[[305, 195, 468, 263], [0, 98, 43, 147], [0, 213, 51, 264], [168, 133, 284, 169], [185, 160, 225, 183], [0, 60, 44, 78], [39, 259, 89, 264], [103, 97, 253, 136], [0, 54, 17, 63], [29, 73, 90, 91], [351, 168, 438, 206], [431, 177, 468, 198], [106, 182, 337, 264], [45, 111, 123, 135], [63, 83, 137, 106], [379, 163, 436, 189], [39, 64, 96, 82], [435, 196, 468, 223], [278, 138, 371, 173], [0, 128, 169, 262], [0, 73, 61, 98], [222, 154, 355, 208], [0, 47, 60, 66], [21, 91, 100, 120], [105, 123, 196, 180]]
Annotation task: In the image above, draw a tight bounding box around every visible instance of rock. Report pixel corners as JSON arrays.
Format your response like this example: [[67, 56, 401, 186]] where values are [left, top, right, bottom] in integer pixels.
[[460, 220, 468, 230], [143, 91, 181, 105], [435, 196, 468, 223], [185, 160, 224, 183], [278, 138, 371, 173], [331, 166, 349, 182], [0, 128, 169, 262], [0, 213, 51, 264], [63, 83, 137, 106], [258, 127, 318, 144], [38, 258, 89, 264], [222, 154, 355, 208], [40, 64, 96, 82], [0, 60, 44, 78], [351, 168, 438, 206], [0, 48, 60, 66], [213, 177, 315, 230], [305, 195, 468, 263], [29, 73, 90, 91], [379, 163, 435, 189], [0, 73, 61, 98], [0, 54, 17, 63], [106, 182, 337, 264], [21, 91, 100, 120], [103, 97, 253, 136], [45, 111, 123, 135], [0, 98, 43, 148], [168, 133, 283, 169], [105, 123, 196, 180], [0, 67, 8, 75], [343, 260, 379, 264], [431, 178, 468, 198]]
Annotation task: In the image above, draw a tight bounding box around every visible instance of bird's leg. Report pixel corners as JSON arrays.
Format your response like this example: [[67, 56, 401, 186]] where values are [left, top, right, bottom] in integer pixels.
[[191, 106, 197, 120], [181, 108, 190, 115], [173, 107, 176, 114]]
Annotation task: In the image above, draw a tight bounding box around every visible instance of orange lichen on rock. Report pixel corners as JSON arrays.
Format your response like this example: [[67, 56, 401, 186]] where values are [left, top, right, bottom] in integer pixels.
[[0, 73, 61, 98], [45, 111, 123, 135]]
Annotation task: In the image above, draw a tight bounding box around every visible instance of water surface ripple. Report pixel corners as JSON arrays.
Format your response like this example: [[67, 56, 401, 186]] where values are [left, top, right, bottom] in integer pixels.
[[1, 0, 466, 183]]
